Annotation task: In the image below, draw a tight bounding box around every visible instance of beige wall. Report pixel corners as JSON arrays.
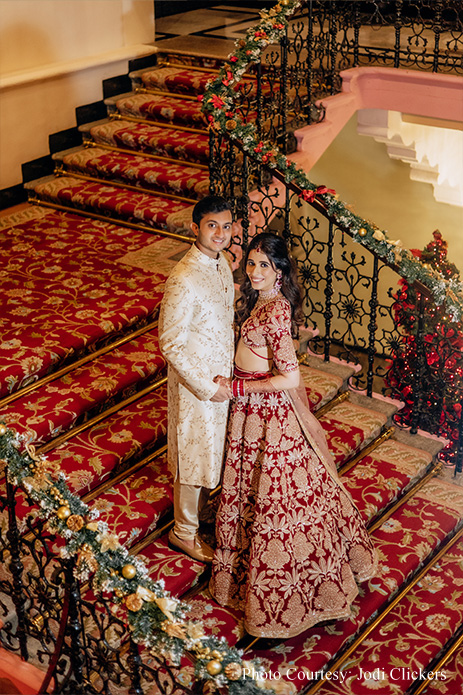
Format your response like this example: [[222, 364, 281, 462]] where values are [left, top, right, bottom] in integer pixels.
[[0, 0, 155, 190]]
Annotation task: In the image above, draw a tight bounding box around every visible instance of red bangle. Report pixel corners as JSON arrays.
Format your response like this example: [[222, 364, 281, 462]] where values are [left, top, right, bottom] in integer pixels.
[[232, 379, 245, 398]]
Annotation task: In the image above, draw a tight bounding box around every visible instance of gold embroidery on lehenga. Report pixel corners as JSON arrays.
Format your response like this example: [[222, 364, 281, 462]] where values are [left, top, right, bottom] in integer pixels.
[[210, 295, 378, 638]]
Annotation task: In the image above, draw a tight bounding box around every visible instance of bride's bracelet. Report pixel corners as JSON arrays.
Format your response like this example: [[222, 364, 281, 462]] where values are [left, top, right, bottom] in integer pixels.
[[232, 378, 245, 398]]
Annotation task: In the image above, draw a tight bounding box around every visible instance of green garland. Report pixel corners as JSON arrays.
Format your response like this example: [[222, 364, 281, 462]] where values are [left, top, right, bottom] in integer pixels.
[[0, 423, 278, 694], [200, 0, 463, 323]]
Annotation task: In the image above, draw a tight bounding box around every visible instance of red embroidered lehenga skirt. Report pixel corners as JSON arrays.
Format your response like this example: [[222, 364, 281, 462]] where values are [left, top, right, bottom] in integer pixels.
[[210, 371, 378, 639]]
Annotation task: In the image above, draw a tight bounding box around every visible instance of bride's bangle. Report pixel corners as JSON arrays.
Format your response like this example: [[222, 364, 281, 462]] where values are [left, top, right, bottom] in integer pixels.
[[232, 379, 245, 398]]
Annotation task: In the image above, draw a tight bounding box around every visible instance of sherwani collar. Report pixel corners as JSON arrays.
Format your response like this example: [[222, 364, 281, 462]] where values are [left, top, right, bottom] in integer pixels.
[[190, 243, 222, 267]]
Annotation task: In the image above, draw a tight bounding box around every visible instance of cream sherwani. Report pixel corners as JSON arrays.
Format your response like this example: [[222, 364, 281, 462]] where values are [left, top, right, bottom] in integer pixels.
[[159, 244, 234, 489]]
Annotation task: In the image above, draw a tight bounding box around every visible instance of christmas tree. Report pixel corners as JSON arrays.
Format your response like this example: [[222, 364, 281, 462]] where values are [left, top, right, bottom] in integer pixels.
[[386, 230, 463, 468]]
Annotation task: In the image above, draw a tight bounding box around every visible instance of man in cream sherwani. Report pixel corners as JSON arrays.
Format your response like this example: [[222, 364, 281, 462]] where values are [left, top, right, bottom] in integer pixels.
[[159, 196, 235, 563]]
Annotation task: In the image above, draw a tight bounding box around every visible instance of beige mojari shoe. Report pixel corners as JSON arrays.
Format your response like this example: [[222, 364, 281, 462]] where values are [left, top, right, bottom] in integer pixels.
[[168, 529, 214, 563]]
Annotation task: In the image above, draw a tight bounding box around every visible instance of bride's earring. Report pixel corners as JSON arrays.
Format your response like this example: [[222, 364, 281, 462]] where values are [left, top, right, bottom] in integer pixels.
[[274, 273, 282, 291]]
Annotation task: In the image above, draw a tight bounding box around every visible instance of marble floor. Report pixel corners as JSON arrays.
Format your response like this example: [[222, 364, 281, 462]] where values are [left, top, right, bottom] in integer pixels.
[[154, 4, 266, 58]]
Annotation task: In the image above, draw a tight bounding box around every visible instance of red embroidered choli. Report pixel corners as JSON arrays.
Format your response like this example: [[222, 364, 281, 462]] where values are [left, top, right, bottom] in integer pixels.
[[210, 297, 378, 639]]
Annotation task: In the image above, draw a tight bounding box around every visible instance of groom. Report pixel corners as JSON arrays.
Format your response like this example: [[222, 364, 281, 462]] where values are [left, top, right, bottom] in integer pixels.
[[159, 196, 235, 563]]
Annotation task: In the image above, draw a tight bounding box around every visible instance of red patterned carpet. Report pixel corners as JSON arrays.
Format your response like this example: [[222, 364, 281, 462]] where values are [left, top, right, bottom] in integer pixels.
[[0, 207, 170, 397]]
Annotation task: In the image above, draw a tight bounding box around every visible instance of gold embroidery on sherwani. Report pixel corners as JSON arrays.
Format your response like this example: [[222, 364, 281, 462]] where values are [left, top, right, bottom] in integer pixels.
[[159, 245, 234, 488]]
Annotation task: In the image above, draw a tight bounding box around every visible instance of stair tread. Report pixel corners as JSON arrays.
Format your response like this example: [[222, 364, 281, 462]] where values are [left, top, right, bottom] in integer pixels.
[[315, 535, 463, 694], [302, 352, 356, 383], [0, 330, 165, 445], [320, 399, 389, 466], [88, 452, 172, 548], [244, 479, 463, 681], [82, 118, 210, 163], [424, 647, 463, 694], [47, 384, 168, 495], [30, 175, 194, 233], [111, 92, 207, 128], [0, 207, 165, 399], [56, 146, 209, 199], [139, 66, 217, 95], [138, 534, 208, 597], [301, 363, 344, 411]]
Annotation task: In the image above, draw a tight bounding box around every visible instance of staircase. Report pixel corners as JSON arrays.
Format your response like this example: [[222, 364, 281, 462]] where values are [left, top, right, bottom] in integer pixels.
[[1, 50, 463, 695]]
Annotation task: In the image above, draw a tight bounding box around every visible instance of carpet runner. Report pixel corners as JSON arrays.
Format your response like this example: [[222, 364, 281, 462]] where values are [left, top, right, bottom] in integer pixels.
[[108, 93, 208, 128], [1, 51, 462, 695], [83, 119, 210, 163], [55, 146, 210, 199], [27, 175, 194, 233]]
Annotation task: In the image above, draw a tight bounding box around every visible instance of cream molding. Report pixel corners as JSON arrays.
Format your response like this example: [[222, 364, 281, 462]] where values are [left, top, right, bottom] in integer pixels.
[[0, 44, 157, 91]]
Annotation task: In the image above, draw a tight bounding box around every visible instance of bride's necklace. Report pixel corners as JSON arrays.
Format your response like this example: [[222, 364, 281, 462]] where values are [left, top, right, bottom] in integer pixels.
[[254, 287, 282, 310]]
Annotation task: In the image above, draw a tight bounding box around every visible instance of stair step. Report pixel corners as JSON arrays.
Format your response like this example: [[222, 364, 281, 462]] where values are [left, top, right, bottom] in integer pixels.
[[320, 397, 392, 467], [0, 207, 165, 400], [88, 452, 173, 548], [315, 534, 463, 694], [0, 329, 165, 446], [301, 353, 356, 399], [106, 92, 207, 129], [138, 534, 208, 597], [424, 644, 463, 695], [244, 479, 463, 687], [81, 118, 210, 163], [53, 146, 209, 199], [0, 386, 168, 539], [48, 384, 168, 495], [343, 434, 434, 525], [26, 175, 194, 234], [134, 65, 264, 100], [300, 362, 346, 411], [135, 66, 218, 95]]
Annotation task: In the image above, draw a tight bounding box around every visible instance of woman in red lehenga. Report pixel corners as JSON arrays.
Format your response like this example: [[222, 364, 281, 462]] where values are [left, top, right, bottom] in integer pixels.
[[210, 232, 378, 639]]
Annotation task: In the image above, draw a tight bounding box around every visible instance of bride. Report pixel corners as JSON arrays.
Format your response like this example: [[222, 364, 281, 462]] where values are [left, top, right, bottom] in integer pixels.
[[210, 232, 378, 639]]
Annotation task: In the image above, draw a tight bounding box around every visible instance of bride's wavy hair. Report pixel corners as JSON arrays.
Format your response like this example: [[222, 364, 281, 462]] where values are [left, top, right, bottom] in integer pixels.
[[236, 232, 304, 338]]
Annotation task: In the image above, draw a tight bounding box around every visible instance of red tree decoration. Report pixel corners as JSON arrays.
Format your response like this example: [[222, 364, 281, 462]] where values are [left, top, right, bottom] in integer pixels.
[[386, 231, 463, 466]]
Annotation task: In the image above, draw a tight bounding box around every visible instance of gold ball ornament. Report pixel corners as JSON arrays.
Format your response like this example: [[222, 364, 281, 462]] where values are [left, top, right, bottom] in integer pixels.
[[224, 662, 243, 680], [125, 593, 143, 612], [206, 660, 223, 676], [56, 505, 71, 521], [66, 514, 84, 532], [358, 228, 368, 238], [0, 424, 7, 436], [121, 564, 137, 580], [422, 263, 431, 270]]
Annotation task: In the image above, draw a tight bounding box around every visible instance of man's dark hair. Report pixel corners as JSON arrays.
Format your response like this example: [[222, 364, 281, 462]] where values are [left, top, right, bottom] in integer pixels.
[[192, 196, 232, 226]]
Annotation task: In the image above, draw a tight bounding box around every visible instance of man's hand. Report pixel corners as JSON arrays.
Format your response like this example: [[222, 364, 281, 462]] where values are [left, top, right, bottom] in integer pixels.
[[210, 375, 232, 401]]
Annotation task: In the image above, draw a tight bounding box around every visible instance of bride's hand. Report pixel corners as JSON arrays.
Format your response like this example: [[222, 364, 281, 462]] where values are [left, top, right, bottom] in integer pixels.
[[213, 375, 231, 389]]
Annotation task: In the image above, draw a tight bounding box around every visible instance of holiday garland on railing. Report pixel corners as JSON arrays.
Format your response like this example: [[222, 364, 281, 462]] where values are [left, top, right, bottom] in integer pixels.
[[0, 423, 280, 695], [200, 0, 463, 323]]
